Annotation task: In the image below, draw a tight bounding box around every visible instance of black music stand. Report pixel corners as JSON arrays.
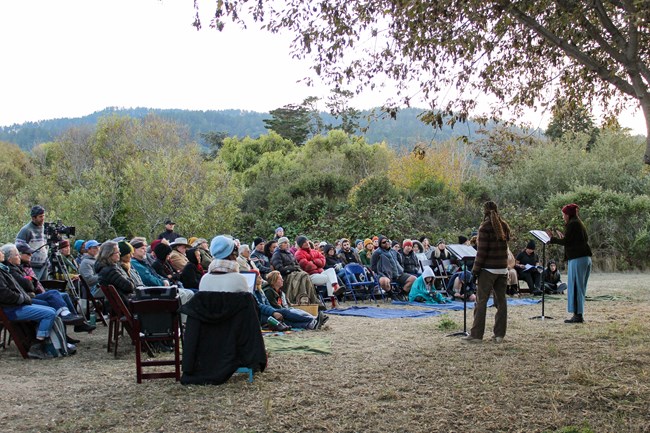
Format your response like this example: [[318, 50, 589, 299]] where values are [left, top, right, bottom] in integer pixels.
[[445, 244, 477, 337], [529, 230, 553, 320]]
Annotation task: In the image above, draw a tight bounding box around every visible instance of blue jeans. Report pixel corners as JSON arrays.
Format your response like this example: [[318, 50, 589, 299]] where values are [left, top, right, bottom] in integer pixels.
[[32, 290, 75, 314], [263, 308, 315, 329], [3, 304, 57, 339]]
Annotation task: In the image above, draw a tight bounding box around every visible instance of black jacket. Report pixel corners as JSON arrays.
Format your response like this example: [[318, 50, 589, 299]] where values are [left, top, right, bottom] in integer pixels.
[[180, 291, 267, 385], [550, 216, 592, 261], [180, 263, 203, 290], [271, 249, 301, 278], [398, 250, 421, 275], [0, 265, 32, 308], [95, 261, 135, 304]]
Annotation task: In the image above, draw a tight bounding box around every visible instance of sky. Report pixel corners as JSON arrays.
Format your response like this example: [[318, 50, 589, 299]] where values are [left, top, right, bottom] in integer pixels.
[[0, 0, 646, 135]]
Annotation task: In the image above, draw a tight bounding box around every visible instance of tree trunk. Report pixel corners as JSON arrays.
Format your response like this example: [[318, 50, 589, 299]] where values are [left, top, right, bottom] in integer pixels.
[[643, 98, 650, 165]]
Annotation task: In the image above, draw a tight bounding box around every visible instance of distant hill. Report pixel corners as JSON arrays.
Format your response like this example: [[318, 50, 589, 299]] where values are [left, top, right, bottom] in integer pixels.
[[0, 106, 485, 151]]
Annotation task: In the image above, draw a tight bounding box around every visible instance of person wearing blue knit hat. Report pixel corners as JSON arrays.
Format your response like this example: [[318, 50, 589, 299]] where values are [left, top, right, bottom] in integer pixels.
[[199, 235, 249, 293]]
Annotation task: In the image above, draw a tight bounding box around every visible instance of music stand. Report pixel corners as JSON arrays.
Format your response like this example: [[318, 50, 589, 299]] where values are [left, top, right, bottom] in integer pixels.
[[445, 244, 477, 337], [529, 230, 553, 320]]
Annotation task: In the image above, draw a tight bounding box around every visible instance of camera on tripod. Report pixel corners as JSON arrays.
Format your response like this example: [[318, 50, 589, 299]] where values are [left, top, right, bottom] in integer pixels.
[[44, 220, 76, 248]]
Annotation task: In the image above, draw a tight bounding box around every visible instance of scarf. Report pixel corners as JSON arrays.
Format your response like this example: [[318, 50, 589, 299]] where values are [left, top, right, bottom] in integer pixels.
[[208, 259, 240, 274]]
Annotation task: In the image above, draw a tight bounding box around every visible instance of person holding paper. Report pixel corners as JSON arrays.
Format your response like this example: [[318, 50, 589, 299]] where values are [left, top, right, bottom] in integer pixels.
[[546, 203, 592, 323], [464, 201, 511, 344], [515, 240, 543, 296]]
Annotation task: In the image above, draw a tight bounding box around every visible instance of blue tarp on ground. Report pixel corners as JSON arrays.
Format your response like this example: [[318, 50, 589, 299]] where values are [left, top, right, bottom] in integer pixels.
[[392, 298, 541, 309], [324, 306, 444, 319]]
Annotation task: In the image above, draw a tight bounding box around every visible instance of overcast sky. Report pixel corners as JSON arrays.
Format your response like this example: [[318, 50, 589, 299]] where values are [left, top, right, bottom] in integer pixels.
[[0, 0, 646, 135]]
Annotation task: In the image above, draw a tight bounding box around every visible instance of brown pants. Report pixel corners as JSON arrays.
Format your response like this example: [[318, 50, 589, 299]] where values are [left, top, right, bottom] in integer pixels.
[[469, 270, 507, 339]]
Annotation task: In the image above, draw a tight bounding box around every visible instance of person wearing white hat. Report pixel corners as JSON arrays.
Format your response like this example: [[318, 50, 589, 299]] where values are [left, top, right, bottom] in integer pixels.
[[168, 237, 192, 272]]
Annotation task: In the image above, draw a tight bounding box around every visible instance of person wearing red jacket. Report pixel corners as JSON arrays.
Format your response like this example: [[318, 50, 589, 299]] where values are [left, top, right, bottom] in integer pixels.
[[294, 236, 339, 297]]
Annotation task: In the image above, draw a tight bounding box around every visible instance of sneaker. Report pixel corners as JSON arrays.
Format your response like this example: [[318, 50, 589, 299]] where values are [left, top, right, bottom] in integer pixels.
[[315, 312, 329, 329], [491, 336, 504, 343], [66, 343, 77, 355], [461, 336, 482, 343], [28, 343, 54, 360]]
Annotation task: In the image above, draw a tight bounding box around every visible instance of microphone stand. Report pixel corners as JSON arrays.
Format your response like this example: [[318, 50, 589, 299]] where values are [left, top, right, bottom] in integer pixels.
[[445, 244, 476, 337], [530, 241, 553, 320]]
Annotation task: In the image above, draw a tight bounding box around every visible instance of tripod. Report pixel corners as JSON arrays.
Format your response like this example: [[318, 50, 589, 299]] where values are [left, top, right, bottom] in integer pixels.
[[48, 244, 82, 305]]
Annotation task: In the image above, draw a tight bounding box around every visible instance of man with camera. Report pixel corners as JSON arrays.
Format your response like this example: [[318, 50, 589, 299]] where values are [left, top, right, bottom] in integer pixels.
[[15, 205, 49, 281]]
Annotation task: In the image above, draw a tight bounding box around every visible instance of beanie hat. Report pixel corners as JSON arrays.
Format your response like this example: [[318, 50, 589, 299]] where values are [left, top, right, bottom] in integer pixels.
[[187, 237, 198, 247], [210, 235, 236, 259], [277, 236, 289, 245], [275, 227, 284, 234], [296, 236, 308, 248], [458, 235, 468, 244], [561, 203, 579, 217], [30, 205, 45, 217], [150, 239, 162, 253], [73, 239, 85, 252], [154, 243, 172, 261], [252, 237, 265, 249], [118, 240, 134, 257], [364, 238, 373, 248], [402, 240, 413, 247], [58, 240, 70, 249], [526, 240, 536, 250], [372, 236, 379, 241], [130, 239, 146, 249]]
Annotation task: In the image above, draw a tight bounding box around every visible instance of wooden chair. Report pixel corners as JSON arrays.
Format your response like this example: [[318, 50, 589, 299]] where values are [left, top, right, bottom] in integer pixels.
[[78, 275, 108, 327], [0, 308, 34, 359], [100, 284, 137, 357], [130, 298, 182, 383]]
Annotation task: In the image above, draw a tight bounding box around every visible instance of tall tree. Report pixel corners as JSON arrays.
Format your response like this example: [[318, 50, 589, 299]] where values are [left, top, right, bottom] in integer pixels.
[[545, 99, 599, 148], [263, 102, 312, 145], [197, 0, 650, 164]]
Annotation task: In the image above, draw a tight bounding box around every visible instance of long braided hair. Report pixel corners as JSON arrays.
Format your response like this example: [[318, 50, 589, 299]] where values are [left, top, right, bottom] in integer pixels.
[[484, 201, 510, 241]]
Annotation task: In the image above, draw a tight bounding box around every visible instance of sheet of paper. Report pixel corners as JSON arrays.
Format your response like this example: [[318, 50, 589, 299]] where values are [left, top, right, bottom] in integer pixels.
[[529, 230, 550, 244]]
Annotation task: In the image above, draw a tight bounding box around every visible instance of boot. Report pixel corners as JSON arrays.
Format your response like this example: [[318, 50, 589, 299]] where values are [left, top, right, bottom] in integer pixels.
[[564, 314, 584, 323]]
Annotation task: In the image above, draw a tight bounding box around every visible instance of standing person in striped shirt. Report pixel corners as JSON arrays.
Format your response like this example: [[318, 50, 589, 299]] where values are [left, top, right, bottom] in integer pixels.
[[464, 201, 511, 344]]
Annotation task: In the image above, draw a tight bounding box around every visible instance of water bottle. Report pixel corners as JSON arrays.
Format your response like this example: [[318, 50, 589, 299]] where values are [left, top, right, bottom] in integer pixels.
[[267, 316, 280, 327], [89, 312, 96, 326]]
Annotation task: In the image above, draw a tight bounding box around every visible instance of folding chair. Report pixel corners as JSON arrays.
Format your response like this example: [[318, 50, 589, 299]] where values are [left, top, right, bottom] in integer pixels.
[[100, 285, 137, 357], [341, 263, 381, 303], [78, 275, 108, 327], [130, 298, 182, 383], [432, 258, 451, 290], [0, 308, 35, 359]]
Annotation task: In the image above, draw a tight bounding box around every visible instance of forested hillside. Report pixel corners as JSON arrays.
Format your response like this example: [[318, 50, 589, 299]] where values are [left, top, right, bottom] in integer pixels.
[[0, 107, 482, 151], [1, 114, 648, 271]]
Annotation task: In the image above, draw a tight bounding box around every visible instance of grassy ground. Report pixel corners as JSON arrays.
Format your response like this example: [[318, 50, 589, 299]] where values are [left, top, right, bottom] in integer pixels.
[[1, 273, 649, 433]]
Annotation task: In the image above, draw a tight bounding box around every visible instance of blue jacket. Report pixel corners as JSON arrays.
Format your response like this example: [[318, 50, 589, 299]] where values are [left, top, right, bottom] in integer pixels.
[[131, 258, 166, 286], [252, 286, 277, 319]]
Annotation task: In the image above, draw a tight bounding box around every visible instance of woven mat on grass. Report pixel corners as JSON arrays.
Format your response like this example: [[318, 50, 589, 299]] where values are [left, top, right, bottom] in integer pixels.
[[264, 336, 332, 355]]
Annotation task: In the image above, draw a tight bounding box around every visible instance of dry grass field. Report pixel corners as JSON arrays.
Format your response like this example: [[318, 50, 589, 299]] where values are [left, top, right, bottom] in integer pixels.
[[1, 273, 649, 433]]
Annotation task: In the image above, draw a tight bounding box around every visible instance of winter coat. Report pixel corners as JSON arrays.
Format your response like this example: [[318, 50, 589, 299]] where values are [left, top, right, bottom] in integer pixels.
[[131, 258, 166, 287], [168, 250, 189, 273], [79, 255, 99, 287], [250, 250, 272, 278], [271, 249, 301, 278], [180, 291, 267, 385], [294, 246, 325, 275], [408, 266, 449, 304], [95, 261, 136, 304], [398, 250, 421, 276], [0, 264, 32, 308], [180, 262, 204, 290], [337, 248, 361, 266]]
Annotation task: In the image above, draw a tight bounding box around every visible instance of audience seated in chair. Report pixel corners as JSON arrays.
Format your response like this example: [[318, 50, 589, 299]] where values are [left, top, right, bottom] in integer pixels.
[[398, 240, 422, 276], [95, 241, 136, 305], [359, 239, 374, 267], [250, 237, 272, 280], [324, 243, 352, 295], [371, 235, 416, 296], [515, 240, 543, 295], [180, 247, 205, 291], [295, 236, 340, 298], [271, 237, 322, 305], [199, 236, 249, 293], [0, 248, 59, 359]]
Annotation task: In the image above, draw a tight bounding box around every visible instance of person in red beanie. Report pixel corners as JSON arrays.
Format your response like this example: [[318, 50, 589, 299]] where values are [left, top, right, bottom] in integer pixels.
[[547, 203, 592, 323]]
